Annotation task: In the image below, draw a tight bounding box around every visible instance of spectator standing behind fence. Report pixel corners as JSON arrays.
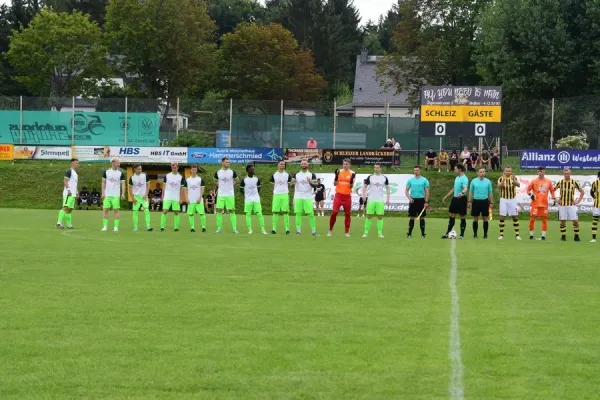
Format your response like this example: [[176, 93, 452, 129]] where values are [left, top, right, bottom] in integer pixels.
[[307, 137, 318, 149], [391, 138, 401, 150]]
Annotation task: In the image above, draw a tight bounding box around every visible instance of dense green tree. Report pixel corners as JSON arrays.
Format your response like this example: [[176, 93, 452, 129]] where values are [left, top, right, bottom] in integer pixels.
[[378, 0, 488, 106], [6, 9, 106, 105], [218, 23, 327, 107], [45, 0, 109, 27], [105, 0, 216, 123], [207, 0, 265, 38]]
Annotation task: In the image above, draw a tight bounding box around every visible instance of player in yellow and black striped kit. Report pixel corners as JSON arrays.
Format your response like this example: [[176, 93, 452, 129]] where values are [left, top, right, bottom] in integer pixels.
[[497, 166, 521, 240], [554, 168, 584, 242], [590, 171, 600, 243]]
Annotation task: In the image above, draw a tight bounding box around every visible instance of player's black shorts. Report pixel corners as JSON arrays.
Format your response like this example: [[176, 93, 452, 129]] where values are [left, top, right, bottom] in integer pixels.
[[408, 198, 426, 217], [471, 199, 490, 217], [315, 195, 324, 202], [359, 197, 368, 206], [449, 196, 467, 216]]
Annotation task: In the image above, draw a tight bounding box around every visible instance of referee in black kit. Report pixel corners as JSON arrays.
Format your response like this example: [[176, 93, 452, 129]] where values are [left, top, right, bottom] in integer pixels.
[[442, 164, 469, 239]]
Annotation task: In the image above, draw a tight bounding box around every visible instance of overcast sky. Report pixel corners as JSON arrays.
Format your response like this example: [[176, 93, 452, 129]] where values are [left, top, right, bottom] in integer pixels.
[[1, 0, 394, 25]]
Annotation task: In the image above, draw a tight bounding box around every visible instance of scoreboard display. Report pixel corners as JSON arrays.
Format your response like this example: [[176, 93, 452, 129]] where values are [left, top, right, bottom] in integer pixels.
[[419, 86, 502, 137]]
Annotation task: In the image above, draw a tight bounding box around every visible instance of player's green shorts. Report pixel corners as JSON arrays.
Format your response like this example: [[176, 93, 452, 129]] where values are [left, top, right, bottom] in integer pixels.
[[366, 201, 385, 215], [244, 202, 262, 214], [163, 200, 181, 212], [187, 203, 205, 215], [103, 196, 120, 210], [294, 198, 313, 215], [216, 196, 235, 210], [62, 194, 75, 209], [132, 195, 149, 211], [272, 193, 290, 213]]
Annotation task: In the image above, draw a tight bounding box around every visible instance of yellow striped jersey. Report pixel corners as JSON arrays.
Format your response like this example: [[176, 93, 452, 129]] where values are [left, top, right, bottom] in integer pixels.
[[555, 179, 582, 206], [591, 179, 600, 208], [497, 174, 517, 199]]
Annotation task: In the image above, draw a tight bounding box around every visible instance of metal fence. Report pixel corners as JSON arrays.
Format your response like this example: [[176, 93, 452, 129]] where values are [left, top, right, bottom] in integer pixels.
[[2, 95, 599, 153]]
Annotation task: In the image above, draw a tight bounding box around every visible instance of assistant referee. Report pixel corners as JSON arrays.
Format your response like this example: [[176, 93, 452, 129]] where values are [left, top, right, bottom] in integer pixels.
[[442, 164, 469, 239], [468, 167, 494, 239]]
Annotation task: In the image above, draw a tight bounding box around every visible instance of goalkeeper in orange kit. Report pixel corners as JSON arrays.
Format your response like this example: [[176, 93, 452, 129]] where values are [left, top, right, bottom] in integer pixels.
[[526, 167, 556, 240]]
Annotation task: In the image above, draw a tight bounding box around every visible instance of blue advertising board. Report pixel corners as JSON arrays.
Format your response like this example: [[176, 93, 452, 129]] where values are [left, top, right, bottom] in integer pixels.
[[187, 148, 283, 164], [0, 111, 160, 146], [520, 149, 600, 169]]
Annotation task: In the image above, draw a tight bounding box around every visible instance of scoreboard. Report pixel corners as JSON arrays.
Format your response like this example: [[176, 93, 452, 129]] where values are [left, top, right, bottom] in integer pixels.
[[419, 86, 502, 137]]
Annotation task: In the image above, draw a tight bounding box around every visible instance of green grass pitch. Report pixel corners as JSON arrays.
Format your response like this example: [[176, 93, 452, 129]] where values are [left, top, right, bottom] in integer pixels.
[[1, 208, 599, 399]]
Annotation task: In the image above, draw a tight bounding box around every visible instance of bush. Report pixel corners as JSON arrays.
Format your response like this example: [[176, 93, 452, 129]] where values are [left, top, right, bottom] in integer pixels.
[[555, 133, 589, 150]]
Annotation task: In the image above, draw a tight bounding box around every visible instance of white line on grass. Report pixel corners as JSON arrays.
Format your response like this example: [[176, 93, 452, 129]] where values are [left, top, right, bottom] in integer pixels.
[[449, 239, 465, 400]]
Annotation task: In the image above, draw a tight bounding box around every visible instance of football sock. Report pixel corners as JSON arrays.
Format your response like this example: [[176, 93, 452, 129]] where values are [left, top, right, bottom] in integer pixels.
[[57, 209, 65, 224], [245, 213, 252, 231], [161, 213, 167, 229], [65, 213, 72, 226], [295, 214, 302, 231], [174, 214, 180, 230], [309, 213, 316, 232], [329, 211, 338, 230], [483, 221, 489, 236], [132, 210, 139, 228], [472, 221, 479, 236], [144, 208, 151, 227], [114, 219, 120, 228], [364, 218, 372, 234], [344, 212, 351, 233], [574, 224, 580, 237], [284, 214, 290, 231], [229, 212, 237, 230], [419, 219, 425, 235], [560, 224, 567, 237], [529, 218, 535, 231], [377, 219, 383, 235], [408, 219, 415, 235], [593, 216, 598, 239], [513, 219, 520, 236], [447, 217, 455, 233], [258, 213, 265, 231], [188, 215, 195, 230], [460, 219, 466, 236], [216, 212, 223, 229], [499, 220, 505, 235], [272, 214, 279, 231], [103, 218, 109, 228], [201, 214, 206, 229], [542, 218, 548, 231]]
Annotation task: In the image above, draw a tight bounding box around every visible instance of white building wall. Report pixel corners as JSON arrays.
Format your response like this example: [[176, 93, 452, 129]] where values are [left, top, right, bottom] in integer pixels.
[[354, 107, 412, 118]]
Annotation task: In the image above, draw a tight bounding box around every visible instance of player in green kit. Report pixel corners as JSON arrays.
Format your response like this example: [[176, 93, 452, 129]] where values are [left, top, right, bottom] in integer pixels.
[[405, 165, 430, 238], [271, 161, 292, 234], [57, 158, 79, 229], [214, 157, 239, 233], [186, 165, 206, 232], [160, 162, 187, 232], [241, 164, 267, 234], [128, 164, 153, 231], [101, 157, 126, 232], [292, 159, 318, 235], [362, 163, 390, 238]]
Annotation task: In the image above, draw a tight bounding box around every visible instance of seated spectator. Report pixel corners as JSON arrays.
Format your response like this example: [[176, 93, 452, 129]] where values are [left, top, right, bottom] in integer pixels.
[[151, 183, 163, 211], [491, 147, 501, 171], [470, 146, 481, 170], [424, 148, 438, 170], [90, 189, 101, 209], [382, 139, 393, 148], [460, 146, 471, 168], [481, 149, 491, 170], [78, 187, 90, 209], [391, 138, 401, 150], [438, 149, 450, 171], [205, 189, 215, 214], [306, 137, 318, 149], [449, 150, 459, 171]]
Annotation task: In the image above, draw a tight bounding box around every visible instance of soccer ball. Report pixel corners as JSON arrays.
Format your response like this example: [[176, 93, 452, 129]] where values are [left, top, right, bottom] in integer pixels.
[[448, 230, 457, 239]]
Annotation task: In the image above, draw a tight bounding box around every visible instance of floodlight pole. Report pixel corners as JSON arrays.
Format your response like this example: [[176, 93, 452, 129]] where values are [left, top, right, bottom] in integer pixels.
[[550, 97, 555, 149]]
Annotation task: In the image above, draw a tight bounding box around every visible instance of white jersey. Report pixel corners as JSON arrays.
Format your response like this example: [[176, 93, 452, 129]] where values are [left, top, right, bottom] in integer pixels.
[[271, 171, 291, 194], [364, 174, 389, 201], [163, 173, 187, 202], [103, 169, 125, 197], [241, 176, 261, 203], [214, 169, 238, 197], [63, 169, 78, 196], [294, 171, 317, 200], [186, 176, 204, 204], [129, 173, 148, 197]]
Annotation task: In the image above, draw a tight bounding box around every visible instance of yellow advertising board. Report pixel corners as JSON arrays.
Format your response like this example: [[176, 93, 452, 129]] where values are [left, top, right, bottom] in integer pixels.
[[0, 144, 14, 160], [420, 105, 502, 122]]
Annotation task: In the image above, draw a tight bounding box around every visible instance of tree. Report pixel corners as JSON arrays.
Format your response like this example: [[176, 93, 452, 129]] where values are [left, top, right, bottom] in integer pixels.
[[555, 134, 589, 150], [45, 0, 109, 27], [272, 0, 362, 94], [207, 0, 265, 38], [6, 9, 106, 104], [105, 0, 216, 124], [217, 23, 326, 106], [378, 0, 488, 106]]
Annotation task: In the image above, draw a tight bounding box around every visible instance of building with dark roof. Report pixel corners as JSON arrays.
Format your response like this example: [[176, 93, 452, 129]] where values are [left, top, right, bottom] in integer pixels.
[[337, 49, 411, 118]]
